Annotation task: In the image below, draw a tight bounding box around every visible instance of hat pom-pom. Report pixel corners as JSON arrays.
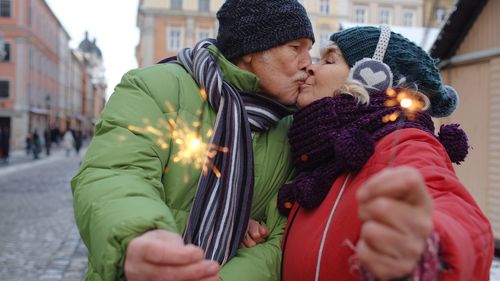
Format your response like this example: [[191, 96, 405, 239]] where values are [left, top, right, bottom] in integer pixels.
[[429, 85, 459, 117], [334, 128, 374, 171], [291, 168, 335, 210], [278, 183, 296, 216], [438, 124, 469, 164]]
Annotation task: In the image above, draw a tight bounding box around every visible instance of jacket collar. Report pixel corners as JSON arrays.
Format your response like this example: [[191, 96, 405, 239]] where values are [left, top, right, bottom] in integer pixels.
[[207, 45, 260, 94]]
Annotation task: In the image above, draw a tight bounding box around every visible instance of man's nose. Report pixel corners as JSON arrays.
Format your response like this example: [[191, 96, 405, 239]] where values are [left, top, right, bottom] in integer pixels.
[[306, 64, 316, 76], [299, 52, 312, 71]]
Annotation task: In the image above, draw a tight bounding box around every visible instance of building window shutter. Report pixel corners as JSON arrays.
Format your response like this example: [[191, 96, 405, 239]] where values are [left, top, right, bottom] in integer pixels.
[[0, 0, 11, 17], [0, 43, 9, 62], [0, 81, 9, 98]]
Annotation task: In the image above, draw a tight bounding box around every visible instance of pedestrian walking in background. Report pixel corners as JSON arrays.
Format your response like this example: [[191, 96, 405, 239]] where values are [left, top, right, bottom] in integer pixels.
[[44, 128, 52, 156], [25, 134, 32, 156], [73, 130, 82, 155], [62, 129, 74, 157], [51, 127, 61, 146], [32, 130, 41, 160], [0, 127, 3, 161], [1, 126, 10, 163]]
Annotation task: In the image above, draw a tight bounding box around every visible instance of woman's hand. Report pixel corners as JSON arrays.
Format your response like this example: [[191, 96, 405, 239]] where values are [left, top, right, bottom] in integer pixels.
[[356, 166, 434, 280]]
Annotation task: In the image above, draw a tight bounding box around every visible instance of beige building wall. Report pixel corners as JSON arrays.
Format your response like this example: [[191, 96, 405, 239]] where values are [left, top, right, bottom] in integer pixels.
[[136, 0, 347, 67], [437, 0, 500, 238], [135, 0, 454, 66], [348, 0, 423, 26], [440, 63, 490, 208], [137, 0, 222, 67], [454, 0, 500, 55], [423, 0, 455, 27], [303, 0, 348, 60]]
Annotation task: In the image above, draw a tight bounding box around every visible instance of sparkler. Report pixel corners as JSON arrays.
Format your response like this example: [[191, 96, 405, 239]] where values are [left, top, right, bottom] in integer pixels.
[[383, 88, 428, 165], [126, 88, 228, 179]]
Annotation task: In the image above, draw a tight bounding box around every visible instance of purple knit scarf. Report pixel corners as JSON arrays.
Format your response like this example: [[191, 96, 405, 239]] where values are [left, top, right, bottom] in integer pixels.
[[278, 91, 469, 215]]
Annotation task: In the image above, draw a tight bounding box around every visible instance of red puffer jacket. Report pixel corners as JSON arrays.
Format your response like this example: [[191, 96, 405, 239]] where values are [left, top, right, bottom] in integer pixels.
[[281, 128, 494, 281]]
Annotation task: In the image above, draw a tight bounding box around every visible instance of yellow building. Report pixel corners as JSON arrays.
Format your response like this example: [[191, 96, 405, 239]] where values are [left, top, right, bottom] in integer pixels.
[[136, 0, 349, 67], [136, 0, 223, 67], [136, 0, 453, 66], [423, 0, 455, 27], [347, 0, 424, 27]]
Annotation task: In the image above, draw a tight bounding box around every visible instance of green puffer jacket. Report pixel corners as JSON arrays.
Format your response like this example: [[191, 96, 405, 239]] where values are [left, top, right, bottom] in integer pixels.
[[71, 46, 294, 281]]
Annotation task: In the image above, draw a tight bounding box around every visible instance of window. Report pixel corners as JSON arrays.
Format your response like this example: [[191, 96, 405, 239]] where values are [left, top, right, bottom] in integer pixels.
[[354, 6, 367, 23], [403, 11, 415, 27], [320, 0, 329, 15], [319, 28, 331, 47], [0, 0, 11, 17], [0, 43, 9, 62], [168, 27, 183, 51], [0, 81, 9, 98], [435, 7, 446, 24], [197, 28, 211, 41], [198, 0, 209, 12], [379, 8, 392, 25], [171, 0, 182, 10]]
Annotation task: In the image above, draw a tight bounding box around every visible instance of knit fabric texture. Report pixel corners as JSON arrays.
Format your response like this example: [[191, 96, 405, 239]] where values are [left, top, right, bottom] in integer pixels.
[[330, 26, 458, 117], [277, 90, 469, 215], [216, 0, 315, 60]]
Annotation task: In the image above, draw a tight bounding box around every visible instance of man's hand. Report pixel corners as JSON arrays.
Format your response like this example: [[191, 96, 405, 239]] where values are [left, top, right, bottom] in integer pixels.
[[240, 219, 269, 248], [125, 229, 220, 281], [356, 166, 434, 280]]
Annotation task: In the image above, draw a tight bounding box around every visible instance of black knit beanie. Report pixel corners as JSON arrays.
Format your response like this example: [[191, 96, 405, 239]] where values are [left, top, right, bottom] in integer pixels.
[[216, 0, 315, 60], [330, 26, 458, 117]]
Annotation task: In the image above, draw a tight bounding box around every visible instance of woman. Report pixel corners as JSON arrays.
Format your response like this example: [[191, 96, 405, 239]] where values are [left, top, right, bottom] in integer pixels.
[[278, 26, 494, 280]]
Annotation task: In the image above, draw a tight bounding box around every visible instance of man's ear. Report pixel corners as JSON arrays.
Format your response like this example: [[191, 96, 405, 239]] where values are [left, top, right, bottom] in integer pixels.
[[235, 54, 254, 71], [241, 54, 253, 64]]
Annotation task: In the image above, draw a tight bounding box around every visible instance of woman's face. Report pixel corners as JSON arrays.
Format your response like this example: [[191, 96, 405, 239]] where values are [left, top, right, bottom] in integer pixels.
[[296, 44, 350, 108]]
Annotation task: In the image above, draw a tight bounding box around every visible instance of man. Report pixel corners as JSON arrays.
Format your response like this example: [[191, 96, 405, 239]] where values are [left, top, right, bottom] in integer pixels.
[[71, 0, 314, 280]]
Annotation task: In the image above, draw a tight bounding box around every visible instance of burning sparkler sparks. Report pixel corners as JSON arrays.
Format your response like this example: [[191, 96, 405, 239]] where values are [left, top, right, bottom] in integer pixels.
[[383, 88, 429, 165], [125, 88, 229, 179], [383, 88, 428, 123]]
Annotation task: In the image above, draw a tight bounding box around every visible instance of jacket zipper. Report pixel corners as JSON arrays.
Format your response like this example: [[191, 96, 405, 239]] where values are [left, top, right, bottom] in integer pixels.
[[281, 174, 350, 281]]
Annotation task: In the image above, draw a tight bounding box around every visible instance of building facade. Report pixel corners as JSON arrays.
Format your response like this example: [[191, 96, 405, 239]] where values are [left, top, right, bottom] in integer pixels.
[[0, 0, 106, 150], [423, 0, 455, 27], [75, 32, 107, 138], [136, 0, 350, 67], [136, 0, 223, 67], [0, 0, 63, 149], [135, 1, 459, 65], [348, 0, 424, 27]]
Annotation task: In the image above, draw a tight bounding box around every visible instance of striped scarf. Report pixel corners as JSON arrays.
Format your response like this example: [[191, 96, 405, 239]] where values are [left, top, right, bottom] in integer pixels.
[[174, 39, 290, 265]]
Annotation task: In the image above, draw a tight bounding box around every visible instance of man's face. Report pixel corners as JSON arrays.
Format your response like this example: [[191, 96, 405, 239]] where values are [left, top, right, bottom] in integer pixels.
[[241, 39, 312, 105]]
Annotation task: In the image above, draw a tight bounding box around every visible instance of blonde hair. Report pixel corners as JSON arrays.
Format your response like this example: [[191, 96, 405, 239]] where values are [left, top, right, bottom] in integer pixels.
[[337, 80, 370, 105]]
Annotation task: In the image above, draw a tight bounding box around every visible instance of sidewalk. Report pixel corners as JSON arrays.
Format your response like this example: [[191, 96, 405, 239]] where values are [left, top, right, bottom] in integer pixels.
[[0, 146, 64, 168], [0, 143, 87, 176]]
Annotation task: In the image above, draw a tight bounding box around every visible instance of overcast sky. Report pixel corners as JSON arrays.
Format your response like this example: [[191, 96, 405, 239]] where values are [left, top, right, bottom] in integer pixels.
[[45, 0, 140, 100]]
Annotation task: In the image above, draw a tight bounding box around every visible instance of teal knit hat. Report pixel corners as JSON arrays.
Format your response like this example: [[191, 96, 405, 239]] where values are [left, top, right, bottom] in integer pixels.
[[330, 26, 458, 117]]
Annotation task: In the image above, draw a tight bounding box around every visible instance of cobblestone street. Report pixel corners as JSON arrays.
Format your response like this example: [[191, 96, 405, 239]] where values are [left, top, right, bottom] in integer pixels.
[[0, 148, 499, 280], [0, 150, 87, 281]]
